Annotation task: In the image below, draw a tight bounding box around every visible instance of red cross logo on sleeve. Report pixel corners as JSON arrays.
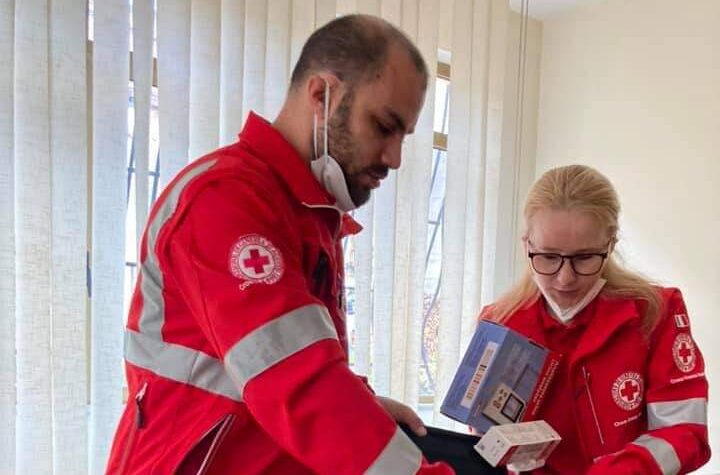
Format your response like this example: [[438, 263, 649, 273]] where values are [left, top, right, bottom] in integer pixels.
[[673, 333, 697, 373], [230, 234, 285, 289], [678, 343, 692, 364], [243, 248, 272, 276]]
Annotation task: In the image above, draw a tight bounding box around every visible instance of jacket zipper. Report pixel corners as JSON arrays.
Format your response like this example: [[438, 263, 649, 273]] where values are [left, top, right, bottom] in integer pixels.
[[582, 367, 605, 447], [117, 381, 148, 474], [194, 414, 237, 475]]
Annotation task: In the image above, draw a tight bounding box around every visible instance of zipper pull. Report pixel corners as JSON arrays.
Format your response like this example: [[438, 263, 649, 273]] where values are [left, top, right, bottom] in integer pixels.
[[135, 382, 148, 429], [312, 253, 329, 296]]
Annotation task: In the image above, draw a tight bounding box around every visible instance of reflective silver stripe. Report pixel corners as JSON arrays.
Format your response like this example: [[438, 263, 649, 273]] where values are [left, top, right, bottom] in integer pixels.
[[648, 398, 707, 430], [125, 329, 242, 402], [365, 426, 422, 475], [224, 304, 338, 394], [632, 434, 681, 475], [138, 159, 217, 339]]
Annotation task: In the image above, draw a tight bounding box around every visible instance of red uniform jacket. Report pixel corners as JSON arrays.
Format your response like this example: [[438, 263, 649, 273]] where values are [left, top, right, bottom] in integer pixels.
[[491, 287, 709, 474], [105, 113, 453, 475]]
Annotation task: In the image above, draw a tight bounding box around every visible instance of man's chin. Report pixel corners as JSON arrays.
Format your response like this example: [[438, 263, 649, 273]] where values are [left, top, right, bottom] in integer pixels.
[[349, 187, 372, 207]]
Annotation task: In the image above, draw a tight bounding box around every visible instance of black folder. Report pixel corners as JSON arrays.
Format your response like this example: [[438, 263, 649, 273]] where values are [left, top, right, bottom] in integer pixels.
[[400, 425, 506, 475]]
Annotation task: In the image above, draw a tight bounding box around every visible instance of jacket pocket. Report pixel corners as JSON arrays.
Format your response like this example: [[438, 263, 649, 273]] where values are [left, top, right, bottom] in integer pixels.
[[116, 381, 149, 474], [174, 413, 236, 475]]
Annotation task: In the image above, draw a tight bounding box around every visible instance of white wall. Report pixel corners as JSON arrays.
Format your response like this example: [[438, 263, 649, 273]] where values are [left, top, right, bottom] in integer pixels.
[[535, 0, 720, 472]]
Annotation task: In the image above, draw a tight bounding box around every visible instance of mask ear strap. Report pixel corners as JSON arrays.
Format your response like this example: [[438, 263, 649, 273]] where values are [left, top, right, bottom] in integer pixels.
[[323, 80, 330, 158], [313, 113, 319, 160]]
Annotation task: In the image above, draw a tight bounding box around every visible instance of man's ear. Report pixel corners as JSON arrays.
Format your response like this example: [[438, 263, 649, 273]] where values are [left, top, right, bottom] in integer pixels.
[[306, 73, 341, 120]]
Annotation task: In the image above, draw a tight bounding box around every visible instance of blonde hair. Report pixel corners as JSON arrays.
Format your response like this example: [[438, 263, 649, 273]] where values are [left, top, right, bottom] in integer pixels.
[[490, 165, 662, 334]]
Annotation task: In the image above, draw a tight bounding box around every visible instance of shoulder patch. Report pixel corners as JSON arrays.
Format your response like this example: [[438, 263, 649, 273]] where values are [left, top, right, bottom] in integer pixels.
[[672, 333, 697, 373], [229, 234, 284, 290], [673, 313, 689, 329]]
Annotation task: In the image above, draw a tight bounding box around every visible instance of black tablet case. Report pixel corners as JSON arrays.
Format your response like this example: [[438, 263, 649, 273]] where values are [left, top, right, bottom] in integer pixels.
[[400, 425, 507, 475]]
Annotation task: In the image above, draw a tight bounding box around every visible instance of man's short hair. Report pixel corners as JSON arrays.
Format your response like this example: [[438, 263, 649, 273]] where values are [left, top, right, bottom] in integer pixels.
[[290, 14, 428, 90]]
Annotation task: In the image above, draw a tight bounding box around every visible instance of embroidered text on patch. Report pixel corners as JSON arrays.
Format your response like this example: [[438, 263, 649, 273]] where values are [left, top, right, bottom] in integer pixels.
[[612, 372, 644, 411], [229, 234, 284, 290]]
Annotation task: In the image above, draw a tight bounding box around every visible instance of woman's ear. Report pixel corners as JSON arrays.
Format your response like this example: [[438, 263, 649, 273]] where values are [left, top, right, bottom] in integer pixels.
[[609, 236, 617, 253]]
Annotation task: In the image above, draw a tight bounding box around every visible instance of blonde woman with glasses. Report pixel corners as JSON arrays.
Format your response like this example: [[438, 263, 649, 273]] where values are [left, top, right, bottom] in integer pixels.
[[481, 165, 709, 474]]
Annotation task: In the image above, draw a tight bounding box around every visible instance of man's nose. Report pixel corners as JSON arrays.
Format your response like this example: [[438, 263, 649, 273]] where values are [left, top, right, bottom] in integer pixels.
[[381, 137, 403, 170]]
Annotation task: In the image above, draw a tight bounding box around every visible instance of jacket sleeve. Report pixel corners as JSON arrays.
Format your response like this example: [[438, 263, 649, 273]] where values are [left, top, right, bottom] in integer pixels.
[[164, 177, 453, 475], [587, 288, 710, 475]]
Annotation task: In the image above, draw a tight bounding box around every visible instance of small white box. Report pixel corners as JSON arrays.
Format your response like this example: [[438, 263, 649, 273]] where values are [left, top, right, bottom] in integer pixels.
[[473, 420, 561, 471]]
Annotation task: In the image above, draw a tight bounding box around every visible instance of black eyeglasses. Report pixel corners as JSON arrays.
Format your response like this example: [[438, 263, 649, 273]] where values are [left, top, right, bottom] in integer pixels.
[[527, 244, 609, 276]]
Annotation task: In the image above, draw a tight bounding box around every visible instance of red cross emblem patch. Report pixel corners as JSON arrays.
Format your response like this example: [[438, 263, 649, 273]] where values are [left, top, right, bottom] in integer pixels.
[[612, 372, 643, 411], [672, 333, 696, 373], [229, 234, 284, 290]]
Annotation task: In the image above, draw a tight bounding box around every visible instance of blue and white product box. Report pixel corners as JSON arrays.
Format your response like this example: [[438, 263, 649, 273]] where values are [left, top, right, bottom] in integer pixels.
[[441, 320, 561, 434]]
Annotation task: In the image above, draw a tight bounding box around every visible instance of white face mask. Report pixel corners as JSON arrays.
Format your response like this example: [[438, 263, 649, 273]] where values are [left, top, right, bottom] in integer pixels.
[[310, 80, 357, 212], [539, 278, 607, 324]]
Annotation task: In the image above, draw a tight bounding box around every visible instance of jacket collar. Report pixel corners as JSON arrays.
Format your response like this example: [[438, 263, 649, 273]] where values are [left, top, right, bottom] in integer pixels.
[[238, 112, 361, 237], [510, 292, 642, 367]]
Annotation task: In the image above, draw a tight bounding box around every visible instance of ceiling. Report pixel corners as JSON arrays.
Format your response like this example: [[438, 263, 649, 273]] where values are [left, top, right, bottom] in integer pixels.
[[508, 0, 602, 20]]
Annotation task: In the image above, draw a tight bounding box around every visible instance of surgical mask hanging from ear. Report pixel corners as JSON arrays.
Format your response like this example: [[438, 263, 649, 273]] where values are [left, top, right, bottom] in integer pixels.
[[310, 81, 357, 212], [539, 278, 607, 324]]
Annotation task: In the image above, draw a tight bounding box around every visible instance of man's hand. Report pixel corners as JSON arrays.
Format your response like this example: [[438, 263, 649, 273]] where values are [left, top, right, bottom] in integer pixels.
[[377, 396, 427, 436]]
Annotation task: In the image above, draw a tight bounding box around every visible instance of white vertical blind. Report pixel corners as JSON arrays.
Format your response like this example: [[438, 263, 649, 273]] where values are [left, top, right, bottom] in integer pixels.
[[90, 0, 129, 472], [220, 0, 246, 145], [352, 198, 374, 377], [434, 0, 493, 427], [50, 1, 89, 472], [133, 0, 154, 248], [459, 0, 491, 362], [389, 0, 420, 403], [290, 0, 315, 70], [14, 0, 53, 471], [315, 0, 336, 26], [402, 0, 438, 406], [371, 0, 401, 399], [189, 0, 221, 158], [336, 0, 357, 16], [243, 0, 268, 119], [481, 0, 510, 304], [14, 0, 52, 473], [436, 0, 473, 426], [357, 0, 380, 14], [0, 1, 15, 472], [265, 0, 292, 118], [341, 0, 379, 387], [157, 0, 191, 189]]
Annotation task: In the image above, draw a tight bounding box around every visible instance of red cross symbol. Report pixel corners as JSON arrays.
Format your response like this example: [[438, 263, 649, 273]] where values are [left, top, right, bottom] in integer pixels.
[[243, 248, 271, 275], [678, 343, 693, 364], [620, 380, 640, 402]]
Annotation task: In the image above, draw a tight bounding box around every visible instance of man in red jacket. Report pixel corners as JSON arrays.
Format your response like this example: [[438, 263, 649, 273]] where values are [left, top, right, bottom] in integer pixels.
[[105, 14, 454, 475]]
